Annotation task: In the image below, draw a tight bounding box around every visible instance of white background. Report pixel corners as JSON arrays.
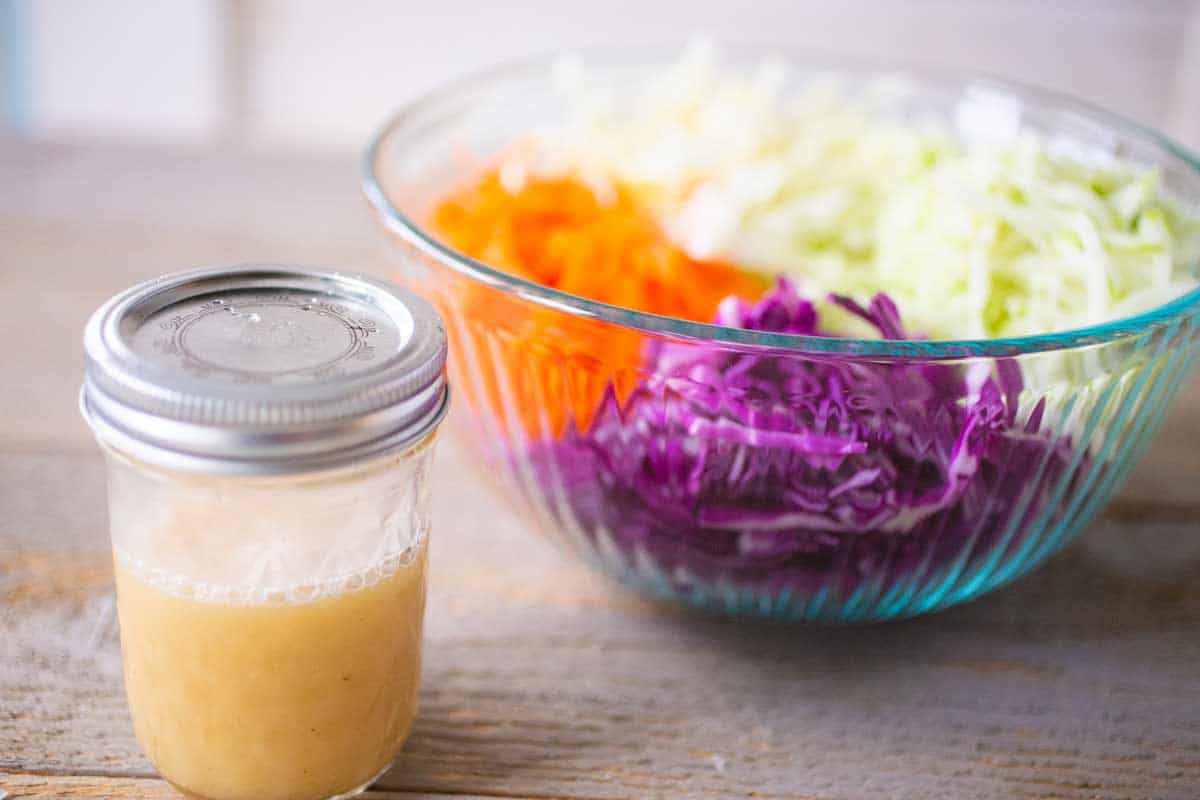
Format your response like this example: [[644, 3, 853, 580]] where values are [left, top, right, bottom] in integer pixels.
[[5, 0, 1200, 152]]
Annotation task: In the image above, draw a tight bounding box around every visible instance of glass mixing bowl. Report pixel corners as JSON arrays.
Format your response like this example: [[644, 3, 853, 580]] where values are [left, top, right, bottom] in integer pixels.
[[364, 48, 1200, 622]]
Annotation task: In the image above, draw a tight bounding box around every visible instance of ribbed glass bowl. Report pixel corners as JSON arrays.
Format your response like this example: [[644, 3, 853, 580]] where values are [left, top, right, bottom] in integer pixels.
[[364, 48, 1200, 622]]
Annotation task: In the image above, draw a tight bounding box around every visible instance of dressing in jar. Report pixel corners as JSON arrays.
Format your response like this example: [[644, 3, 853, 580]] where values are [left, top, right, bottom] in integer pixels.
[[81, 265, 449, 800]]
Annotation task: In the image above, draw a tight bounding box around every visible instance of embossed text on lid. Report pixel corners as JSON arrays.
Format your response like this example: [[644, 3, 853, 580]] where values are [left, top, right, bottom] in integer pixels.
[[81, 265, 449, 475], [138, 291, 393, 385]]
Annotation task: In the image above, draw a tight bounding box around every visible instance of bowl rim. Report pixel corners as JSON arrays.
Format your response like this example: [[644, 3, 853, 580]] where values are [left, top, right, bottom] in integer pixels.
[[362, 45, 1200, 359]]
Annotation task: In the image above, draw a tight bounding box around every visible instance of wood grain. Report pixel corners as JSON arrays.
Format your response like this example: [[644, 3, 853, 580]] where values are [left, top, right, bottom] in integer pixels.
[[3, 140, 1200, 800], [0, 772, 512, 799]]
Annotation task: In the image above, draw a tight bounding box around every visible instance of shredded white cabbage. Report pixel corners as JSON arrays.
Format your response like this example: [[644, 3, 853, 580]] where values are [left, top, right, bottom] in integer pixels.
[[512, 43, 1200, 340]]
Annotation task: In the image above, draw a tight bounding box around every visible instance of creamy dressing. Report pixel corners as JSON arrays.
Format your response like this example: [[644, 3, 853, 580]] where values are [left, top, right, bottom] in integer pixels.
[[114, 541, 427, 800]]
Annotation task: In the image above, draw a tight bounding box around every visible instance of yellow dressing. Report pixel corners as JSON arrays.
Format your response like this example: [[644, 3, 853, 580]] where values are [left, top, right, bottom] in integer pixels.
[[114, 541, 427, 800]]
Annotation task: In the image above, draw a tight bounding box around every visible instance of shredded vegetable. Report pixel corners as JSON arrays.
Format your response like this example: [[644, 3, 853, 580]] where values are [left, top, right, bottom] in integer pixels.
[[513, 44, 1199, 339], [433, 171, 766, 321], [531, 280, 1078, 595]]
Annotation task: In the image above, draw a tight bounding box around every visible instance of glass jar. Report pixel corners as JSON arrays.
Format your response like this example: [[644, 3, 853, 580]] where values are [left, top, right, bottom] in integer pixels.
[[81, 265, 449, 800]]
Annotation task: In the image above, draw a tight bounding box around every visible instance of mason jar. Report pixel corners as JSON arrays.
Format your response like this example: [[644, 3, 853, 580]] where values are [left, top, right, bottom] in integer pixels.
[[80, 265, 449, 800]]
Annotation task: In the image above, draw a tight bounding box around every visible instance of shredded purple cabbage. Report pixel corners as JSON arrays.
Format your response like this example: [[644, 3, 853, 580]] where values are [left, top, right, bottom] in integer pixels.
[[527, 279, 1078, 601]]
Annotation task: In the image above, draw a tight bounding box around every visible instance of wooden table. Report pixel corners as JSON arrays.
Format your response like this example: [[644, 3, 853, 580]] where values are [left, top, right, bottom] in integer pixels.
[[3, 139, 1200, 800]]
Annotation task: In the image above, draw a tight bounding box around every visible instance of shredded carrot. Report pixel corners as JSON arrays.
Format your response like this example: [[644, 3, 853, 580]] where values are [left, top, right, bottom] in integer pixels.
[[434, 173, 765, 320], [430, 172, 767, 436]]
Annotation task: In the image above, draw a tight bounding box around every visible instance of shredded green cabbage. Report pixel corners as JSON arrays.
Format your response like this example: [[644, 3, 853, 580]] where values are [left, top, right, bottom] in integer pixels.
[[521, 44, 1200, 339]]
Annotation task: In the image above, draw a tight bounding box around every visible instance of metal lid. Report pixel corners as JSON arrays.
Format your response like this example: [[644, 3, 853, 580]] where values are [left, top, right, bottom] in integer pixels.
[[81, 265, 449, 475]]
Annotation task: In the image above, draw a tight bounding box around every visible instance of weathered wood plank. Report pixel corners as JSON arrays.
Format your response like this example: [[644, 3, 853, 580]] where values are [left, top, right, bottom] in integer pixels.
[[0, 772, 512, 799], [3, 448, 1200, 800], [0, 773, 180, 800], [4, 549, 1200, 800]]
